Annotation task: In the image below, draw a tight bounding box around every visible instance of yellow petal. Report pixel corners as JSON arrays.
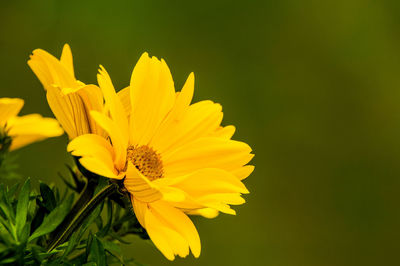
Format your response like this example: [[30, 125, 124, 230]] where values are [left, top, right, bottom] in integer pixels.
[[0, 98, 24, 124], [144, 206, 179, 260], [186, 208, 219, 219], [79, 157, 122, 179], [213, 125, 236, 139], [117, 86, 131, 119], [133, 198, 190, 260], [129, 53, 175, 146], [160, 187, 186, 202], [132, 197, 147, 227], [67, 134, 122, 179], [63, 84, 105, 137], [124, 162, 162, 203], [46, 86, 76, 138], [29, 45, 103, 139], [151, 100, 223, 155], [171, 168, 249, 196], [163, 137, 253, 178], [90, 111, 127, 169], [7, 114, 63, 150], [151, 201, 201, 257], [60, 44, 74, 77], [150, 73, 195, 144], [232, 165, 255, 180], [97, 66, 129, 143], [28, 48, 78, 89]]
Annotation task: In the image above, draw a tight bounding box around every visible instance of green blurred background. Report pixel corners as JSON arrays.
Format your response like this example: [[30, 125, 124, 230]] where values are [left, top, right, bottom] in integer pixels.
[[1, 0, 400, 265]]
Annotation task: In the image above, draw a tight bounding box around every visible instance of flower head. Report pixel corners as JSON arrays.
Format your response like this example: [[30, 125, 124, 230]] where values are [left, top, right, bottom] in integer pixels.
[[0, 97, 63, 151], [28, 44, 104, 139], [68, 53, 254, 260]]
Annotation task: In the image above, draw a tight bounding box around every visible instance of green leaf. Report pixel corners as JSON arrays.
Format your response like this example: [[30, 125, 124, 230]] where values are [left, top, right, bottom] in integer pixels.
[[78, 201, 104, 241], [97, 199, 112, 238], [0, 185, 15, 223], [87, 236, 106, 266], [82, 263, 97, 266], [0, 216, 17, 241], [39, 182, 56, 212], [17, 222, 30, 244], [16, 178, 30, 239], [102, 240, 121, 254], [29, 194, 74, 242], [7, 183, 19, 198], [61, 230, 79, 259]]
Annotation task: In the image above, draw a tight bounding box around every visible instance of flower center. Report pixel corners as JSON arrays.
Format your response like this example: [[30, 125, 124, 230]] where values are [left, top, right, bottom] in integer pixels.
[[126, 145, 164, 181]]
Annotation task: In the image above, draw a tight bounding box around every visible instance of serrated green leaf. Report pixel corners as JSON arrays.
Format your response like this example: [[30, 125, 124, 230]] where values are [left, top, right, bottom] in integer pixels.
[[16, 178, 30, 240], [0, 185, 15, 224], [29, 194, 74, 242], [39, 182, 56, 212], [87, 236, 106, 266]]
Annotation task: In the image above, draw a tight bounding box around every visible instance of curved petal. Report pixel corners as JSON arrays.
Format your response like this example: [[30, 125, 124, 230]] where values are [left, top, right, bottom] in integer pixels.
[[186, 208, 219, 219], [124, 162, 163, 203], [134, 199, 200, 260], [144, 206, 184, 260], [117, 86, 131, 119], [170, 168, 249, 196], [45, 86, 77, 138], [150, 201, 201, 258], [0, 98, 24, 124], [28, 48, 78, 90], [151, 100, 223, 155], [62, 84, 105, 137], [90, 111, 127, 169], [97, 66, 129, 143], [28, 45, 103, 139], [155, 168, 248, 215], [67, 134, 122, 179], [232, 165, 255, 180], [7, 114, 63, 150], [212, 125, 236, 139], [163, 137, 253, 178], [129, 53, 175, 146]]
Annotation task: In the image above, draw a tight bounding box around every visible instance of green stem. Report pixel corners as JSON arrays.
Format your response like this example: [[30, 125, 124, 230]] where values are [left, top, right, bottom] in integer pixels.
[[47, 183, 118, 252], [49, 178, 97, 241]]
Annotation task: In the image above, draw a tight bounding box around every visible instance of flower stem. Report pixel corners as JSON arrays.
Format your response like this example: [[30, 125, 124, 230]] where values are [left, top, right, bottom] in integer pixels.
[[49, 178, 97, 241], [47, 183, 118, 252]]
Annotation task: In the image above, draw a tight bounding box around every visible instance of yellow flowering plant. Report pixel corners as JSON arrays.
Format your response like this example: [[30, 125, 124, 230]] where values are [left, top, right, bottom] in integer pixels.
[[0, 44, 254, 264]]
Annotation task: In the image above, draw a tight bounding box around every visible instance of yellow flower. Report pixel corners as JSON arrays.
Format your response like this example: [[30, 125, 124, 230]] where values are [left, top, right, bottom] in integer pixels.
[[67, 53, 254, 260], [28, 44, 104, 139], [0, 98, 63, 151]]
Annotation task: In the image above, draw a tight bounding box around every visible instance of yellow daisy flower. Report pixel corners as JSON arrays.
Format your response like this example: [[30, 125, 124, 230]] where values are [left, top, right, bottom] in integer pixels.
[[67, 53, 254, 260], [0, 98, 63, 151], [28, 44, 104, 139]]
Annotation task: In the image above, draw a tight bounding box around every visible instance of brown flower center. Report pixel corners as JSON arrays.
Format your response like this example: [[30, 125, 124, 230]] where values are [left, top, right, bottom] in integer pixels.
[[126, 145, 164, 181]]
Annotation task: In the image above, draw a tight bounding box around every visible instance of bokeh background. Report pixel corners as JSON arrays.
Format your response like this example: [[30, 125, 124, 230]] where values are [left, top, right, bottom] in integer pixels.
[[1, 0, 400, 265]]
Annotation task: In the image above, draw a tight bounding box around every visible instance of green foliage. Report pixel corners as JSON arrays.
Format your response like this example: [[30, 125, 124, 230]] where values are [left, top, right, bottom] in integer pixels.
[[0, 176, 146, 265]]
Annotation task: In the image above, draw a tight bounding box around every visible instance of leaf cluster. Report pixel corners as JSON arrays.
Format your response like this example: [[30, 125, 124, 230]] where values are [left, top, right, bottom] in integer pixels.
[[0, 177, 145, 265]]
